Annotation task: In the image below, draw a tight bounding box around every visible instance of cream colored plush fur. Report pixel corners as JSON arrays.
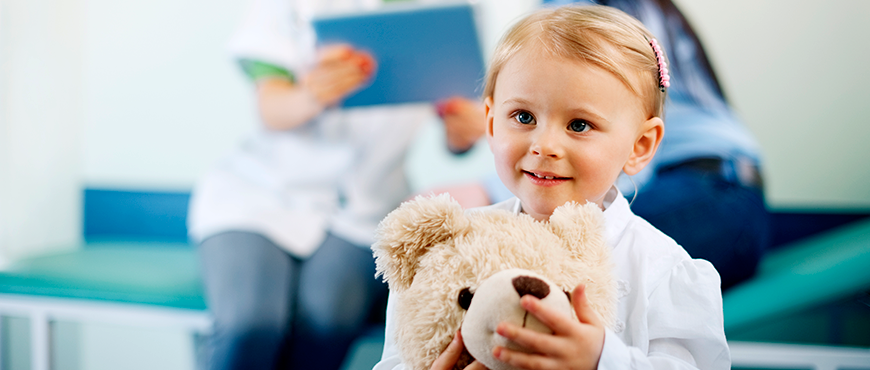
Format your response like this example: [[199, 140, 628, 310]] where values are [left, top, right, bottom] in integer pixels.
[[374, 194, 616, 370]]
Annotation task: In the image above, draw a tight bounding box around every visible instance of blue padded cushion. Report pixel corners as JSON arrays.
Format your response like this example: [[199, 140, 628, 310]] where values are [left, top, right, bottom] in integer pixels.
[[723, 218, 870, 332], [0, 242, 205, 310]]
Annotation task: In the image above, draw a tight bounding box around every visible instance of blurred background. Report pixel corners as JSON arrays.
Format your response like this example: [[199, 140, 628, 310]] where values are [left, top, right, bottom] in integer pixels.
[[0, 0, 868, 369]]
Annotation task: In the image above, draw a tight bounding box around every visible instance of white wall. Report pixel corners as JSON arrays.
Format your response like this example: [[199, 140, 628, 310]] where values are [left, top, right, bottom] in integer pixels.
[[81, 0, 257, 190], [673, 0, 870, 210], [0, 0, 85, 264]]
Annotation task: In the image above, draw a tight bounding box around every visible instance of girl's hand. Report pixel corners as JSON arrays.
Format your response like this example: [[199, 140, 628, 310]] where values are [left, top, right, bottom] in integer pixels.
[[436, 96, 486, 154], [431, 330, 489, 370], [493, 284, 605, 370], [302, 44, 376, 106]]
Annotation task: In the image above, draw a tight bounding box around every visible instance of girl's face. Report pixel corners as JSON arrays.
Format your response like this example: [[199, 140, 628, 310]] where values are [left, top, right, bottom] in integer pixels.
[[485, 46, 660, 221]]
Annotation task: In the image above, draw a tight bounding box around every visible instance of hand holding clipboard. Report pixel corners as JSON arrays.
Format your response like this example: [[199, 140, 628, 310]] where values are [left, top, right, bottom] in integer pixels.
[[312, 2, 485, 107]]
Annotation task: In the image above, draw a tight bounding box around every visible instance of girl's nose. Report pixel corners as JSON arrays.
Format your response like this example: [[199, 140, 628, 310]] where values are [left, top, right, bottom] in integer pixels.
[[529, 125, 564, 158]]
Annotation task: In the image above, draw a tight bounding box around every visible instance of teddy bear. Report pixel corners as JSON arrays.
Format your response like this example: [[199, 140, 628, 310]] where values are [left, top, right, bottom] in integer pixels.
[[373, 194, 616, 370]]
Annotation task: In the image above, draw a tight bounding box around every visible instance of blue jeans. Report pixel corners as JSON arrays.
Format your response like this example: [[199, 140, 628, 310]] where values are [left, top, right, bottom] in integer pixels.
[[198, 231, 387, 370], [629, 159, 770, 290]]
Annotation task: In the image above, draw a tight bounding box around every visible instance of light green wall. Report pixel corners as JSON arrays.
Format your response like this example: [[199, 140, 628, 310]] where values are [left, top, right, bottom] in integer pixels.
[[72, 0, 870, 210], [674, 0, 870, 210], [0, 0, 241, 368], [76, 0, 534, 191], [0, 0, 84, 264], [80, 0, 257, 190]]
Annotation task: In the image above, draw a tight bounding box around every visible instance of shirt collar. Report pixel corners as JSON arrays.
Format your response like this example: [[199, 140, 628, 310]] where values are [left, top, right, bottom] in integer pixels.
[[603, 186, 632, 251]]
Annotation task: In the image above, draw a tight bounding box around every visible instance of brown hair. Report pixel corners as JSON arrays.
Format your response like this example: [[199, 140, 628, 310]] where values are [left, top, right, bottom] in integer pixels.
[[483, 5, 667, 118]]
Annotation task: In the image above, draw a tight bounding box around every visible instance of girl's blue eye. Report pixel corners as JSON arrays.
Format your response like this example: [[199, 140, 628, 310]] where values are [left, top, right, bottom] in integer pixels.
[[569, 119, 590, 133], [515, 112, 534, 124]]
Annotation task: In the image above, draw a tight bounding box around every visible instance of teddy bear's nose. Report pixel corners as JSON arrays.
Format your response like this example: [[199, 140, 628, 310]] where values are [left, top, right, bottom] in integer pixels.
[[512, 275, 550, 299]]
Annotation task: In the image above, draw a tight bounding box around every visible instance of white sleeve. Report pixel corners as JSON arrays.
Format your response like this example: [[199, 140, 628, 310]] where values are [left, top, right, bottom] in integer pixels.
[[373, 291, 407, 370], [226, 0, 315, 73], [599, 259, 731, 370]]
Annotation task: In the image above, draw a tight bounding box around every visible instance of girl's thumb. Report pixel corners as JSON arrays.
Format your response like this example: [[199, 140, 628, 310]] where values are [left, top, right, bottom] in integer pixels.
[[571, 283, 601, 326]]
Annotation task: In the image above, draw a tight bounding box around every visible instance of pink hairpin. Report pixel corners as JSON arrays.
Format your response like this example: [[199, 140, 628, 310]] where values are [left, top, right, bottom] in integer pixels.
[[649, 38, 670, 91]]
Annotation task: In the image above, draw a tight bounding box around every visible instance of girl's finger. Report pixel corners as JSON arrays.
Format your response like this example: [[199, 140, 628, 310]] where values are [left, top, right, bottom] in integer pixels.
[[571, 284, 602, 326], [494, 346, 561, 370], [430, 330, 464, 370], [495, 322, 563, 356], [464, 360, 489, 370], [519, 295, 578, 337]]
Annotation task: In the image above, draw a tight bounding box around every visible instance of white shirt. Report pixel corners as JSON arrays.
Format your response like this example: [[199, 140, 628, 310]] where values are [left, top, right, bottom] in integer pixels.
[[374, 187, 730, 369]]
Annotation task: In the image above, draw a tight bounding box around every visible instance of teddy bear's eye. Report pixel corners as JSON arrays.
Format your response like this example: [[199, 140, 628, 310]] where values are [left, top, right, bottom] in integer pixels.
[[458, 288, 474, 310]]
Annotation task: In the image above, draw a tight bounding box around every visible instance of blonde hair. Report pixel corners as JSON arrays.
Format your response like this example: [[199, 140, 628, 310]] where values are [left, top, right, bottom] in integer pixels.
[[483, 5, 668, 118]]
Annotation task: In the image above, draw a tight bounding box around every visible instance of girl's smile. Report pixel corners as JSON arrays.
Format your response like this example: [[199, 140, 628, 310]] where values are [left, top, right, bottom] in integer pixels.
[[523, 170, 571, 186]]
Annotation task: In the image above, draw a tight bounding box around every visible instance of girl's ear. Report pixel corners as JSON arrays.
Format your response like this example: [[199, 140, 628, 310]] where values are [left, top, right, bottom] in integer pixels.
[[623, 117, 664, 176], [484, 96, 495, 144]]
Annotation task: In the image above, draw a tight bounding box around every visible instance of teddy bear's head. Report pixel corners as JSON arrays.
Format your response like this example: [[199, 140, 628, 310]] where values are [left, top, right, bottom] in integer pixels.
[[461, 268, 575, 370], [374, 194, 615, 370]]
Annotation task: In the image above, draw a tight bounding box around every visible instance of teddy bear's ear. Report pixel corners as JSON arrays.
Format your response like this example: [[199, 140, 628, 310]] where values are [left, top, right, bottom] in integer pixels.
[[373, 193, 470, 291], [548, 201, 607, 260]]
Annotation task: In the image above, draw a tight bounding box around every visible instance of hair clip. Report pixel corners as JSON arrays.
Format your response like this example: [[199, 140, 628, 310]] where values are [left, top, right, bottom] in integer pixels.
[[649, 38, 670, 92]]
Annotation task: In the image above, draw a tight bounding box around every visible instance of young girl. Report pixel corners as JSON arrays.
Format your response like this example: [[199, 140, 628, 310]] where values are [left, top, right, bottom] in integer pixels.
[[374, 5, 729, 370]]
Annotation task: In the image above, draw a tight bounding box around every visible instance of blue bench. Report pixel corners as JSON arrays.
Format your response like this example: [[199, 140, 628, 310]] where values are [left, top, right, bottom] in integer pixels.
[[725, 217, 870, 334], [723, 218, 870, 368], [0, 242, 211, 370], [0, 190, 209, 370], [0, 189, 381, 370]]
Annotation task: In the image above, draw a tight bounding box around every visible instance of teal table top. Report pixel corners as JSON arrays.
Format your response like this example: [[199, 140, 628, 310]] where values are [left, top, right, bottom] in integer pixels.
[[0, 242, 206, 310]]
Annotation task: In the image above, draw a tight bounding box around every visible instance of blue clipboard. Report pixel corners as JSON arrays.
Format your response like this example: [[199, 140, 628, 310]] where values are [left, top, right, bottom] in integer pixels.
[[312, 3, 485, 107]]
